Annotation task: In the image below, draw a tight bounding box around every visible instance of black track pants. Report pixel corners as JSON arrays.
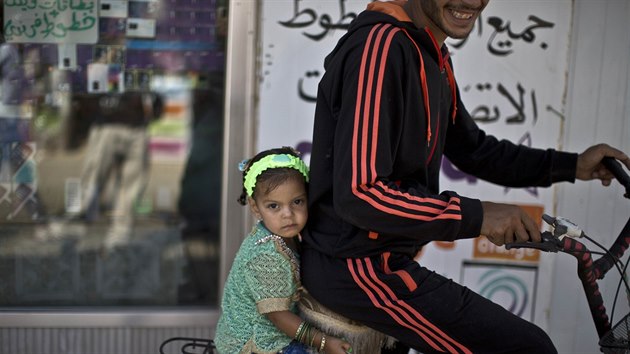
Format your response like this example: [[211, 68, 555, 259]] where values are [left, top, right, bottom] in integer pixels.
[[301, 248, 557, 354]]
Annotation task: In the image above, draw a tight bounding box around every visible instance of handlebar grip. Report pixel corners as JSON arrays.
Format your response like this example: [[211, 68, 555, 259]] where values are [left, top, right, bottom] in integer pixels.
[[602, 156, 630, 197]]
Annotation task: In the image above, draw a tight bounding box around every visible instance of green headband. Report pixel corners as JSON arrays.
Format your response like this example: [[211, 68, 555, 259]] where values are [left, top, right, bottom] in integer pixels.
[[244, 154, 309, 197]]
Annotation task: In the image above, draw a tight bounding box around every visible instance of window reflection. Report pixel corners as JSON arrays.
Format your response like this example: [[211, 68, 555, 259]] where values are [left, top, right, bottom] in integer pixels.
[[0, 0, 227, 307]]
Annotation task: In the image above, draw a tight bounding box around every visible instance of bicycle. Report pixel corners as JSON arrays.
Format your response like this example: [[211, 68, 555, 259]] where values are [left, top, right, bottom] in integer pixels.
[[159, 336, 216, 354], [506, 156, 630, 353]]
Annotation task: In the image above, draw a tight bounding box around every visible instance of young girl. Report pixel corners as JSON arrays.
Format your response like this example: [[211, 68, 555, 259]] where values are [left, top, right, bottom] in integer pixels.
[[215, 147, 352, 354]]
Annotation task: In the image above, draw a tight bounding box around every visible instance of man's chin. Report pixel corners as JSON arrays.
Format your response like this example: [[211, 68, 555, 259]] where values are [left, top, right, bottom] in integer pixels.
[[447, 29, 474, 40]]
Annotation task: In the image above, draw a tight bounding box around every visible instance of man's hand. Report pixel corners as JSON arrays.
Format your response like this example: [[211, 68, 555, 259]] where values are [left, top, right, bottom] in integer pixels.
[[480, 202, 541, 246], [576, 143, 630, 185]]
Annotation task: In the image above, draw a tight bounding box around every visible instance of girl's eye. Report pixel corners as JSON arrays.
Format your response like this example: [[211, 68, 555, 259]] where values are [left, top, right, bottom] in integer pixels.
[[293, 198, 305, 206], [266, 203, 278, 210]]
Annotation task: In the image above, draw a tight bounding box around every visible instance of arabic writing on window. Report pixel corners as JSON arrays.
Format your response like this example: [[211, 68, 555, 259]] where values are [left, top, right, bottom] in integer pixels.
[[4, 0, 98, 43]]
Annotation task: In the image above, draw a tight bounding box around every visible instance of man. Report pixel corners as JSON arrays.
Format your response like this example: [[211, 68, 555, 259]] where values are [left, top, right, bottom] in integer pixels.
[[302, 0, 630, 353], [75, 90, 163, 252]]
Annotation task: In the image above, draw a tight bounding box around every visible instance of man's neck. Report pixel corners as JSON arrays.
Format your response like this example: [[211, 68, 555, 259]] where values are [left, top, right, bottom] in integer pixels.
[[402, 2, 447, 46]]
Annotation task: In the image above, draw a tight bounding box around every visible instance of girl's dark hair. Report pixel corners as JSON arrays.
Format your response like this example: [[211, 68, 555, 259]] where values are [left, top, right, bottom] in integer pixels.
[[237, 146, 306, 205]]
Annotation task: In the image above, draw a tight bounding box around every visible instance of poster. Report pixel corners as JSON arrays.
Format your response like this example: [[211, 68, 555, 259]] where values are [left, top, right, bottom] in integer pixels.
[[4, 0, 99, 43], [461, 262, 539, 322]]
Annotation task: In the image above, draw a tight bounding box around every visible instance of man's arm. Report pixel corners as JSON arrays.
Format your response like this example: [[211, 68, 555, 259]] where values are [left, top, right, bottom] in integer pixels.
[[314, 28, 484, 244], [309, 25, 491, 258], [478, 144, 629, 246], [444, 92, 578, 188]]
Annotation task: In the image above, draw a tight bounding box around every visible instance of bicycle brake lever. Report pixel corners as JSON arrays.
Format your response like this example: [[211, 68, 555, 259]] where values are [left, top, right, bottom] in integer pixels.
[[505, 242, 559, 252], [505, 231, 561, 252]]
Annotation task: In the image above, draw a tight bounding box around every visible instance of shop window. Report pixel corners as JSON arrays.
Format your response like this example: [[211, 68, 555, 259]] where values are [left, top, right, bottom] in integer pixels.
[[0, 0, 227, 307]]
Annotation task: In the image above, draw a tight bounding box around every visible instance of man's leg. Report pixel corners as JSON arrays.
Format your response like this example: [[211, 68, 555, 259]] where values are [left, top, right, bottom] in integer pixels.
[[302, 249, 556, 354], [80, 125, 115, 220], [104, 127, 148, 249]]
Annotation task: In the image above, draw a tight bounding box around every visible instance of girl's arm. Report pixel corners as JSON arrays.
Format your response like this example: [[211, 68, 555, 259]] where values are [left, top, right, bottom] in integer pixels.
[[266, 310, 352, 354]]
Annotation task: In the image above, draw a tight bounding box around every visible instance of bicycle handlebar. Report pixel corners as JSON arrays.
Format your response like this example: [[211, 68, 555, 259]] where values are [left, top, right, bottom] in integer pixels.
[[592, 158, 630, 283], [602, 156, 630, 198], [507, 229, 612, 337], [505, 157, 630, 340]]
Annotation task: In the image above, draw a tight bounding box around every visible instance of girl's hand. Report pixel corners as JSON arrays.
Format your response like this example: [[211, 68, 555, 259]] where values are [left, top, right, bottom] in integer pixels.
[[323, 335, 352, 354]]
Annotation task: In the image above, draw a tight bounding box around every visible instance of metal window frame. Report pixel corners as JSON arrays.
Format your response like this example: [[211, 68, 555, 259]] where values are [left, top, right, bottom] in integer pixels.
[[0, 0, 257, 329]]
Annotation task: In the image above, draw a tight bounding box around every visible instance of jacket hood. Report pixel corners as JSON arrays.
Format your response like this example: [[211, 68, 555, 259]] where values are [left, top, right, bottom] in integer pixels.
[[323, 0, 459, 142], [350, 0, 412, 29], [325, 1, 445, 69], [366, 0, 412, 22]]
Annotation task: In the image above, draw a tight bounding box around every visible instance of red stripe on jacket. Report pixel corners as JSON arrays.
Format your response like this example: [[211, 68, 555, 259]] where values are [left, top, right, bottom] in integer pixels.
[[351, 23, 462, 222]]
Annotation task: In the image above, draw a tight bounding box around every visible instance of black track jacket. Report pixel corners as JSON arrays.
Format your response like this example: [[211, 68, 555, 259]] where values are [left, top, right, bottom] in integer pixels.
[[304, 3, 577, 258]]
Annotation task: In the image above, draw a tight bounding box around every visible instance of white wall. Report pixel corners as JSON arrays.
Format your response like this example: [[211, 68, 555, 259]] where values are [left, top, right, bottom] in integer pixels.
[[256, 1, 630, 353], [551, 1, 630, 353]]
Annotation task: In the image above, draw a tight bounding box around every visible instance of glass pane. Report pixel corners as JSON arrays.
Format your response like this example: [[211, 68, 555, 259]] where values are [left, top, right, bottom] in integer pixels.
[[0, 0, 227, 307]]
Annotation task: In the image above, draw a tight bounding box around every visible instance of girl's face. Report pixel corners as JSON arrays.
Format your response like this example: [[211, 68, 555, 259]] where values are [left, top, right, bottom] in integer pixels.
[[248, 177, 307, 238]]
